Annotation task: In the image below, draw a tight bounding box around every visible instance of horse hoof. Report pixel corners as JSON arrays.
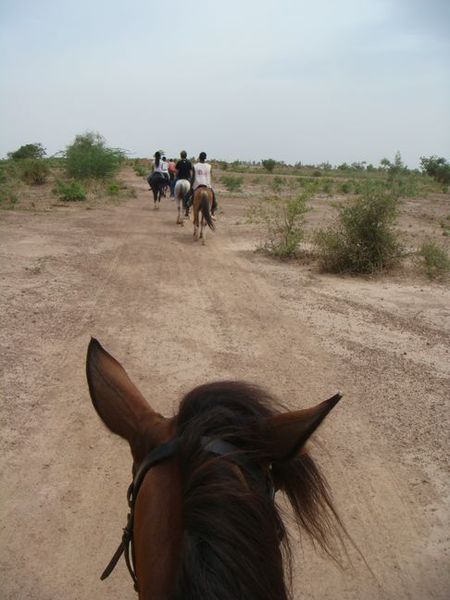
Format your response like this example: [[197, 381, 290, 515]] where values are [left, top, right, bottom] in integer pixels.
[[201, 240, 206, 246]]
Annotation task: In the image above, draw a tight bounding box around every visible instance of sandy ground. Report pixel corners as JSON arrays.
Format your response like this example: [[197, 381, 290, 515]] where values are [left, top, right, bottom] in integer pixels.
[[1, 169, 449, 599]]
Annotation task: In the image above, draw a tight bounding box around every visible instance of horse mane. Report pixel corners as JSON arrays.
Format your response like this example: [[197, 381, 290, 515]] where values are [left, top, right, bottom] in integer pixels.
[[171, 381, 345, 600]]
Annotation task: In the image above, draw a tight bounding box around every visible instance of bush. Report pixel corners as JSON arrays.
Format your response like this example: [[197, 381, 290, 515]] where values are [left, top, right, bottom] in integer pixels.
[[107, 181, 120, 196], [418, 241, 450, 279], [321, 179, 333, 195], [65, 132, 124, 179], [20, 159, 50, 185], [134, 165, 147, 177], [339, 181, 352, 194], [248, 190, 310, 257], [262, 159, 276, 173], [220, 175, 243, 192], [0, 184, 18, 207], [0, 161, 20, 184], [314, 188, 400, 273], [53, 179, 86, 201], [420, 155, 450, 192], [270, 176, 286, 192], [8, 143, 46, 160]]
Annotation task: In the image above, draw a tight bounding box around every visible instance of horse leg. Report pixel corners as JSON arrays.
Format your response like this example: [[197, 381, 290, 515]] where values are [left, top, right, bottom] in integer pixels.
[[200, 213, 206, 245], [176, 197, 183, 224], [193, 206, 199, 241]]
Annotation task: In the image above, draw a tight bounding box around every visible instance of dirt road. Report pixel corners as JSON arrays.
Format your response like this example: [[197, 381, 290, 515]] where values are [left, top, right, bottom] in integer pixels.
[[1, 171, 449, 599]]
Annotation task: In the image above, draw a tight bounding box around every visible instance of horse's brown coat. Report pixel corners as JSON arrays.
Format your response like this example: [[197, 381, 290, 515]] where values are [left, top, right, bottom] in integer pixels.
[[87, 339, 344, 599]]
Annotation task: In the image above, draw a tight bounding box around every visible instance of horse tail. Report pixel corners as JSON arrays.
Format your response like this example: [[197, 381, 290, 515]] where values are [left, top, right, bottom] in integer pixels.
[[200, 191, 215, 231]]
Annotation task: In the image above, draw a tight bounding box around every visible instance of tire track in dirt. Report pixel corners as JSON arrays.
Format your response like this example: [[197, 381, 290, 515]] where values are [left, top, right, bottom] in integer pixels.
[[1, 174, 448, 599]]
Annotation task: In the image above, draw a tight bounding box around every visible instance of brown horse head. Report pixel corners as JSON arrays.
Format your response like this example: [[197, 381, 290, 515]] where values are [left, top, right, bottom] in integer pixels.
[[87, 338, 343, 599]]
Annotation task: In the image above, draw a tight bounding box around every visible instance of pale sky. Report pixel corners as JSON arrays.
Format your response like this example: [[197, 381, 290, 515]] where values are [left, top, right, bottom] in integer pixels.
[[1, 0, 449, 167]]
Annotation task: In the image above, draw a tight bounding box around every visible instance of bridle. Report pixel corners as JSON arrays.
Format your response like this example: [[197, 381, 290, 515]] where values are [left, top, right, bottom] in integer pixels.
[[100, 435, 278, 591]]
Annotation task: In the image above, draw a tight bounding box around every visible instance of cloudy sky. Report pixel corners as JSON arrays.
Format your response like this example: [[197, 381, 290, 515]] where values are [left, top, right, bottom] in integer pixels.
[[1, 0, 449, 167]]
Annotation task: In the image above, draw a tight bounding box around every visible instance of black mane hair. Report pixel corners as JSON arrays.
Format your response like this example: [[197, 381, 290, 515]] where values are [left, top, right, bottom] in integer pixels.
[[171, 381, 344, 600]]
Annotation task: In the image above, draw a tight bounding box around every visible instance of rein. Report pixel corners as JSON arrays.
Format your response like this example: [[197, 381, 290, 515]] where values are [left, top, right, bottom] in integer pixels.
[[100, 436, 277, 591]]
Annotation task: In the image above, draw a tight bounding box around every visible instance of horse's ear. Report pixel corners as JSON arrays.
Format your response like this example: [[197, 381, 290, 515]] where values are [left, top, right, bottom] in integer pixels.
[[264, 393, 342, 461], [86, 338, 155, 444]]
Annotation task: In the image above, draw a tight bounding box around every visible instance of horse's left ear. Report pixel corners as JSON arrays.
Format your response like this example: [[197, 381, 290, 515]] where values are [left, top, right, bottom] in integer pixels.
[[86, 338, 157, 444], [264, 393, 342, 461]]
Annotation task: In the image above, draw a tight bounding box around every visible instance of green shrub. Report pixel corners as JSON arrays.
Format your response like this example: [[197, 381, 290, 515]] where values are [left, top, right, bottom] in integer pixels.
[[65, 132, 124, 179], [314, 188, 400, 273], [8, 143, 46, 160], [20, 159, 50, 185], [53, 179, 86, 201], [248, 190, 310, 257], [420, 156, 450, 192], [321, 179, 333, 195], [220, 175, 243, 192], [339, 181, 352, 194], [262, 159, 276, 173], [440, 216, 450, 237], [134, 165, 147, 177], [107, 181, 120, 196], [0, 184, 18, 207], [418, 241, 450, 279], [270, 176, 286, 192]]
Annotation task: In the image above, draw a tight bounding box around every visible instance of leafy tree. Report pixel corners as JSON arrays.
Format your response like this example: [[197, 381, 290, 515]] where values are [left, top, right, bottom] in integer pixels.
[[420, 155, 447, 177], [420, 155, 450, 188], [262, 159, 276, 173], [65, 132, 124, 179], [8, 143, 46, 160]]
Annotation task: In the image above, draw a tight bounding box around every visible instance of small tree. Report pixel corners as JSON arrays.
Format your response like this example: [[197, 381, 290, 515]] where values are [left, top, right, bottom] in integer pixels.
[[420, 155, 450, 190], [262, 159, 276, 173], [65, 132, 124, 179], [8, 143, 46, 160], [315, 186, 400, 273]]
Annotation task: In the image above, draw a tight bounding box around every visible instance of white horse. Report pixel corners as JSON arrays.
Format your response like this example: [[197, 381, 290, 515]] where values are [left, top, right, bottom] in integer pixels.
[[174, 179, 191, 225]]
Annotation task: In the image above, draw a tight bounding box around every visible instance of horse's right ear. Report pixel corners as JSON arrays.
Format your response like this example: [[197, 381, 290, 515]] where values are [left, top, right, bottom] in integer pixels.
[[86, 338, 155, 444]]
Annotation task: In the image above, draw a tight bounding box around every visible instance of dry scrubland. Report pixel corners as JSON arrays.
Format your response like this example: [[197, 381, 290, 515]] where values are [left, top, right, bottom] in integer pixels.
[[0, 163, 449, 599]]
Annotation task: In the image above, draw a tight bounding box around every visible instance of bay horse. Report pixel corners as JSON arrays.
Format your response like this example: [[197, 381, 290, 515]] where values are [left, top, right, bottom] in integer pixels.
[[147, 173, 169, 209], [192, 186, 215, 244], [87, 338, 344, 600], [174, 179, 191, 225]]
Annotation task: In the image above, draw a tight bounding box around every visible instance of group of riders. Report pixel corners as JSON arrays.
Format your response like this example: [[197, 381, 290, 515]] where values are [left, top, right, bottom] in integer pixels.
[[147, 150, 218, 218]]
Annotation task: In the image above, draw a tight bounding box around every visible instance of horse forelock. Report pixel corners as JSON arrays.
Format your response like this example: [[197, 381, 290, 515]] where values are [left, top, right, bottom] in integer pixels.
[[168, 381, 345, 599]]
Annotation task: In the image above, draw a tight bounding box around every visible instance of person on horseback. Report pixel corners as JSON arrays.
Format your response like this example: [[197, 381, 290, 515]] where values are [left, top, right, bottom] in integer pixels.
[[176, 151, 193, 213], [168, 158, 176, 198], [191, 152, 218, 219], [148, 152, 164, 186], [147, 152, 169, 205]]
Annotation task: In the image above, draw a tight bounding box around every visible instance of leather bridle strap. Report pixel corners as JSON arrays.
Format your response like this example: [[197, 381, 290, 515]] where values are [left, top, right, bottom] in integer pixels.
[[100, 438, 179, 588], [100, 436, 276, 589]]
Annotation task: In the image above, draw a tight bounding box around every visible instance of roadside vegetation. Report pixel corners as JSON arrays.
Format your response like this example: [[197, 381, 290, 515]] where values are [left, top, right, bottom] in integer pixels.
[[248, 186, 312, 258], [1, 132, 131, 209], [1, 142, 448, 282], [417, 241, 450, 280], [314, 185, 400, 273]]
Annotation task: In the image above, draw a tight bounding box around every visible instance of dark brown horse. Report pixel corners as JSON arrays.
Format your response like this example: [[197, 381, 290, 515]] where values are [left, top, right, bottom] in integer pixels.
[[147, 173, 169, 209], [192, 187, 215, 244], [87, 338, 344, 599]]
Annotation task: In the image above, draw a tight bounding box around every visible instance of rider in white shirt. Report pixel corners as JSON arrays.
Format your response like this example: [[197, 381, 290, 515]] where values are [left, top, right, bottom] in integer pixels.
[[160, 156, 170, 182], [192, 152, 217, 217]]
